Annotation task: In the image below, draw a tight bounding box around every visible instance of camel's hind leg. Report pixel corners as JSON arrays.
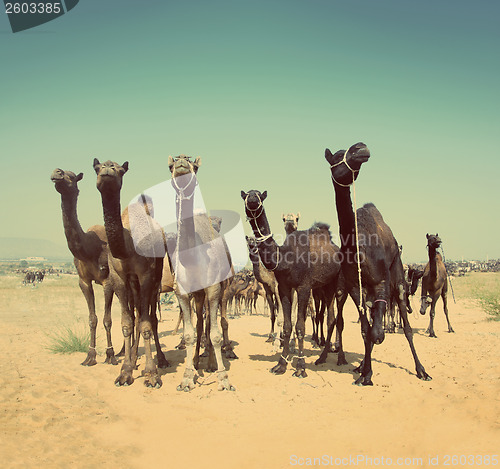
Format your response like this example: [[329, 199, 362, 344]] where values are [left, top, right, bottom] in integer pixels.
[[426, 295, 439, 338], [207, 284, 234, 391], [442, 286, 454, 333], [292, 288, 313, 378], [79, 278, 98, 367], [266, 291, 276, 342]]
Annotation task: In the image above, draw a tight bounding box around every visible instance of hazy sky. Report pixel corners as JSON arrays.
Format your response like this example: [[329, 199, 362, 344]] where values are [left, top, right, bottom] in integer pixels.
[[0, 0, 498, 263]]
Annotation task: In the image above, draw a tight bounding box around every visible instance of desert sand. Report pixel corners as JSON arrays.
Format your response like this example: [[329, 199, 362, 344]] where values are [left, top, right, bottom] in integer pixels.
[[0, 274, 498, 469]]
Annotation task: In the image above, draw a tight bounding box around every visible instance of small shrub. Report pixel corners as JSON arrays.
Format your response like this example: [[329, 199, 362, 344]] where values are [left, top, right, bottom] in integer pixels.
[[46, 325, 90, 354]]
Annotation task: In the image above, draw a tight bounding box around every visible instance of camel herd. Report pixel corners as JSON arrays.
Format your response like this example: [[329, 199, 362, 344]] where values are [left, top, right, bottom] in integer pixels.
[[51, 143, 454, 391]]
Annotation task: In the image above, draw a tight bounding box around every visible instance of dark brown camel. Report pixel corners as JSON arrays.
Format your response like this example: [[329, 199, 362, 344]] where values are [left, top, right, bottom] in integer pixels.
[[420, 234, 454, 337], [324, 142, 431, 385], [168, 155, 234, 391], [242, 190, 344, 377], [94, 159, 167, 388], [246, 235, 282, 342], [51, 168, 118, 367]]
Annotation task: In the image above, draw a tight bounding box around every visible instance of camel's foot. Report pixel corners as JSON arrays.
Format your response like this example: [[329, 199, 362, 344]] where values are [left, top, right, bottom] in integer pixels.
[[81, 349, 97, 367], [428, 331, 437, 338], [175, 338, 186, 350], [315, 351, 328, 366], [144, 371, 162, 389], [265, 333, 275, 343], [416, 368, 432, 381], [115, 367, 134, 387], [223, 344, 238, 360], [292, 358, 307, 378], [177, 368, 196, 392], [448, 327, 455, 333], [217, 370, 235, 391], [337, 351, 347, 366], [270, 357, 287, 375], [104, 348, 118, 366], [156, 351, 169, 369], [353, 375, 373, 386]]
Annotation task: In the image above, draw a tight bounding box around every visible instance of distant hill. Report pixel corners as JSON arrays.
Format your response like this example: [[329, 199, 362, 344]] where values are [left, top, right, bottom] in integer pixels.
[[0, 238, 71, 261]]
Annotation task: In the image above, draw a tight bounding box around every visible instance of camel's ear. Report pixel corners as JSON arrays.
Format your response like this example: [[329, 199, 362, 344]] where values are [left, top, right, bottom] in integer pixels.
[[76, 173, 83, 182], [241, 191, 248, 200], [168, 155, 174, 169], [122, 162, 129, 173], [282, 213, 285, 221], [194, 157, 201, 168], [436, 233, 438, 237], [297, 212, 300, 221], [325, 148, 334, 164], [93, 158, 100, 173], [426, 233, 429, 239], [261, 191, 267, 201]]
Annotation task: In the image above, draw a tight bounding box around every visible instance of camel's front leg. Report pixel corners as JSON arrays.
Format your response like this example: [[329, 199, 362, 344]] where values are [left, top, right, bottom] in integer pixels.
[[442, 288, 454, 333], [292, 288, 312, 378], [115, 288, 135, 387], [79, 279, 98, 366], [271, 285, 292, 375], [102, 280, 118, 365], [427, 295, 439, 337], [177, 293, 197, 391], [140, 286, 162, 388], [266, 291, 276, 342]]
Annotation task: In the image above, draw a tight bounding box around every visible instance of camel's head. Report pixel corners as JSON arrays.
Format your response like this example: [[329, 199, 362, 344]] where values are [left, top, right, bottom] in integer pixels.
[[245, 235, 258, 253], [325, 142, 370, 187], [168, 155, 201, 177], [408, 267, 424, 296], [50, 168, 83, 195], [426, 233, 441, 250], [209, 216, 222, 233], [241, 190, 267, 217], [93, 159, 129, 194], [282, 212, 300, 234]]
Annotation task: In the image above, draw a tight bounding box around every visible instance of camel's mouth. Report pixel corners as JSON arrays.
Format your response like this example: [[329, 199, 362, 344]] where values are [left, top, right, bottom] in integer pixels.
[[51, 175, 63, 183]]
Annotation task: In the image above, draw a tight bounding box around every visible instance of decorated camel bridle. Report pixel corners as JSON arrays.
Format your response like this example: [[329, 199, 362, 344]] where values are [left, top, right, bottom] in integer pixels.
[[244, 193, 280, 271]]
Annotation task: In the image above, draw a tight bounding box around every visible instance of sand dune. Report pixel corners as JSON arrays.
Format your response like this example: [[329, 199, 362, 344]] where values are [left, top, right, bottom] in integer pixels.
[[0, 275, 498, 468]]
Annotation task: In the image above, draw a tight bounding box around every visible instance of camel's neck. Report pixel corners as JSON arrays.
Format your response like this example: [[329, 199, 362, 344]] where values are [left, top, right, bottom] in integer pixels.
[[101, 189, 129, 259], [175, 193, 196, 251], [428, 246, 439, 278], [333, 184, 356, 251], [60, 192, 91, 260], [247, 208, 281, 272]]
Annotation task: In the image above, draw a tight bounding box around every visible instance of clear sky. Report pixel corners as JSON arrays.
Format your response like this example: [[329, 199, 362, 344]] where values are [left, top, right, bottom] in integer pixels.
[[0, 0, 498, 263]]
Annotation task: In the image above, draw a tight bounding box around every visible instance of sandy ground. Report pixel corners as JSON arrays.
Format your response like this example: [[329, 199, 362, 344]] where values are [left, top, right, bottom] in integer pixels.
[[0, 274, 499, 469]]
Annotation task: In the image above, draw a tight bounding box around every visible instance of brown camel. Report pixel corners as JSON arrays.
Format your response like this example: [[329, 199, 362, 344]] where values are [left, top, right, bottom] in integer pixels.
[[324, 142, 431, 385], [242, 190, 343, 377], [51, 168, 118, 367], [94, 159, 167, 388], [420, 234, 454, 337], [168, 155, 234, 391], [246, 236, 283, 343], [282, 212, 300, 236]]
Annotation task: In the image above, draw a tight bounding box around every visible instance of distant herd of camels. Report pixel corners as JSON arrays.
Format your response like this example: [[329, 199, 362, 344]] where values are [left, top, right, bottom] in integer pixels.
[[50, 142, 454, 391]]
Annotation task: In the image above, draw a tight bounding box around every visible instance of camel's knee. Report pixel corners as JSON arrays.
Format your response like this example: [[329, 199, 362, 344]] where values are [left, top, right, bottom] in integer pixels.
[[183, 332, 195, 346], [89, 315, 98, 330], [210, 330, 223, 347]]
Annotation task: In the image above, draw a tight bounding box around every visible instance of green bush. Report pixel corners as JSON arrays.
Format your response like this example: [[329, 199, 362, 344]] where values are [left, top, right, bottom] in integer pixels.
[[46, 325, 90, 354]]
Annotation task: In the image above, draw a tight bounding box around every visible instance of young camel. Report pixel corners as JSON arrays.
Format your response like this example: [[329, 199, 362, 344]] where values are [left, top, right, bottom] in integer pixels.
[[420, 234, 454, 337], [51, 168, 118, 366], [242, 190, 343, 378], [323, 142, 431, 385]]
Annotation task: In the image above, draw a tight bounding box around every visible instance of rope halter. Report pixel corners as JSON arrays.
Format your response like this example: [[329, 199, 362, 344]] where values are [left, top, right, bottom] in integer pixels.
[[244, 193, 279, 270], [330, 149, 359, 187]]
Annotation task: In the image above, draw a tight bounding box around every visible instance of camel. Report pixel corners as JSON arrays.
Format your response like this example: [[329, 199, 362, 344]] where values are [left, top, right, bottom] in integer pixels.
[[94, 159, 167, 388], [245, 236, 282, 343], [420, 234, 454, 337], [51, 168, 118, 367], [168, 155, 234, 391], [242, 190, 343, 377], [324, 142, 431, 385], [282, 212, 300, 236]]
